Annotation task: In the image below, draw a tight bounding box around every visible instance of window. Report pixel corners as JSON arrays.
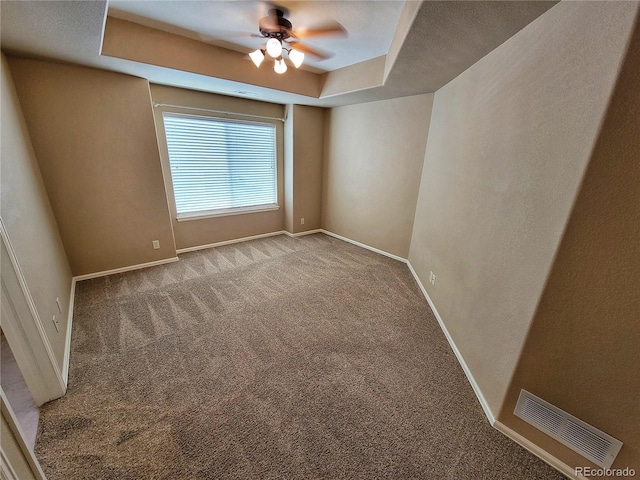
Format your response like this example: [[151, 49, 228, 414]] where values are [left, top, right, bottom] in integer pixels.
[[162, 112, 278, 220]]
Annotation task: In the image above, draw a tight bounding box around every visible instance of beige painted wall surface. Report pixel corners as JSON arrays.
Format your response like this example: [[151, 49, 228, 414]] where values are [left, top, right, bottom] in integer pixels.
[[408, 1, 638, 417], [320, 56, 386, 99], [7, 58, 176, 276], [102, 17, 322, 99], [292, 105, 325, 233], [1, 410, 38, 480], [499, 15, 640, 474], [322, 94, 433, 258], [1, 54, 72, 369], [284, 105, 294, 234], [150, 84, 285, 250]]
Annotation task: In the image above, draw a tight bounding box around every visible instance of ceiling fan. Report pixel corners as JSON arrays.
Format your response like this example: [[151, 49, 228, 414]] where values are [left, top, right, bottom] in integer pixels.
[[247, 5, 347, 74]]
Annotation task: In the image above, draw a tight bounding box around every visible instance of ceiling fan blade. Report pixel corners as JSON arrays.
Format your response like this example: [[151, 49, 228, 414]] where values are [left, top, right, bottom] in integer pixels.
[[292, 21, 347, 39], [287, 42, 333, 60]]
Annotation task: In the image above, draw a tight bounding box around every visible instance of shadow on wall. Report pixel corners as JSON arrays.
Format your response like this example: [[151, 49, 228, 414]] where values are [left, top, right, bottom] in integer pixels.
[[498, 12, 640, 473]]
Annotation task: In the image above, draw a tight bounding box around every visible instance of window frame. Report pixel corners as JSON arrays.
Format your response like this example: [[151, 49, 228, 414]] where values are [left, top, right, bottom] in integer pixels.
[[159, 111, 280, 222]]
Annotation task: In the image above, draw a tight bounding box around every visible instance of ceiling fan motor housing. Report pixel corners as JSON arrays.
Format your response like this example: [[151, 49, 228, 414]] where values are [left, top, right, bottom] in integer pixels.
[[259, 9, 293, 40]]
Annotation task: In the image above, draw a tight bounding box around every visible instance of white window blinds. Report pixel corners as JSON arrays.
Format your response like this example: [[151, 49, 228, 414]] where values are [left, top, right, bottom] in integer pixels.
[[162, 113, 277, 219]]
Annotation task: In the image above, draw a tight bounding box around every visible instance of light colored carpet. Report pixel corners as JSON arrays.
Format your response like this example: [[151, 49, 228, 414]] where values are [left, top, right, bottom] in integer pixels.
[[35, 233, 564, 479]]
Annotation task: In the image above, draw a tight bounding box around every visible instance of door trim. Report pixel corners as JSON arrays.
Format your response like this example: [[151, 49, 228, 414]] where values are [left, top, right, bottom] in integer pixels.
[[0, 219, 65, 404], [0, 388, 47, 480]]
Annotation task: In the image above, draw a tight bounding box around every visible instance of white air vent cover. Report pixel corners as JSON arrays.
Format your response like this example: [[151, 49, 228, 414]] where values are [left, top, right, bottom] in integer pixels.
[[514, 390, 623, 469]]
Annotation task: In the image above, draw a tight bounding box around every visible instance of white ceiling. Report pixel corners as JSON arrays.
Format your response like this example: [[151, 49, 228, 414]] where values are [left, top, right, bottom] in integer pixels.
[[0, 1, 557, 107], [108, 1, 405, 72]]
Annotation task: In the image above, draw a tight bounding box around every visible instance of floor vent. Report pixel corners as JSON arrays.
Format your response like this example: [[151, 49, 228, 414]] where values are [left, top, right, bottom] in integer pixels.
[[514, 390, 622, 469]]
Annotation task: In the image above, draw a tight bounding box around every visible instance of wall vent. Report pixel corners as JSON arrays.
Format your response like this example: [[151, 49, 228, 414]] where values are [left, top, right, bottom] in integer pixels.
[[514, 390, 622, 469]]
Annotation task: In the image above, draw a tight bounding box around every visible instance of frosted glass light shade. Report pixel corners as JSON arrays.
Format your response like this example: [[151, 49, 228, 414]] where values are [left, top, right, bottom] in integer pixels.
[[266, 38, 282, 58], [274, 58, 287, 74], [249, 49, 265, 68], [289, 49, 304, 68]]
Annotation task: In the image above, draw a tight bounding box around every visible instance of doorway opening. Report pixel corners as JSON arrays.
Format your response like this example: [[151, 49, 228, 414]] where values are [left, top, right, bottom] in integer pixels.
[[1, 328, 40, 449]]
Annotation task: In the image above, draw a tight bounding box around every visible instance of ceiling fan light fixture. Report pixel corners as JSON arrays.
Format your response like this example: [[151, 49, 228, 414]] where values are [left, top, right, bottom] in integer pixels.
[[248, 6, 343, 75], [266, 38, 282, 58], [249, 48, 265, 68], [274, 57, 287, 74], [289, 48, 304, 68]]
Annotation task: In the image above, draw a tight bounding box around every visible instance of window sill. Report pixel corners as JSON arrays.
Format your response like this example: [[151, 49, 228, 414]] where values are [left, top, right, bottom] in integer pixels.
[[176, 204, 280, 222]]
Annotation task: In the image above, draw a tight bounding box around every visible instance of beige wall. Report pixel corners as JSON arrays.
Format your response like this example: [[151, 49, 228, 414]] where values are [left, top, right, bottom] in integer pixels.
[[408, 1, 638, 418], [7, 58, 176, 276], [320, 56, 386, 99], [102, 17, 323, 99], [499, 14, 640, 474], [284, 104, 325, 234], [150, 84, 285, 250], [284, 105, 295, 234], [291, 105, 325, 234], [1, 410, 38, 480], [1, 54, 72, 370], [322, 94, 433, 258]]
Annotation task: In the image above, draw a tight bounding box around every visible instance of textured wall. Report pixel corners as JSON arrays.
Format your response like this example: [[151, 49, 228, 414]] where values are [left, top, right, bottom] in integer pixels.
[[102, 16, 322, 98], [499, 13, 640, 473], [1, 411, 37, 480], [1, 54, 72, 370], [322, 94, 433, 258], [150, 84, 285, 249], [284, 105, 295, 234], [291, 105, 325, 234], [7, 58, 176, 276], [408, 1, 638, 416]]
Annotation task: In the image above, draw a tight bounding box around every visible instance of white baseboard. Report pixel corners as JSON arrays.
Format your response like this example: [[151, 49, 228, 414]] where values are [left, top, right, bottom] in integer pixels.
[[1, 389, 48, 479], [67, 258, 181, 388], [59, 227, 571, 480], [494, 421, 582, 479], [0, 220, 66, 399], [73, 257, 179, 281], [319, 229, 407, 263], [176, 231, 285, 253], [315, 230, 496, 425], [178, 228, 325, 253], [283, 229, 323, 238], [314, 228, 496, 425], [404, 258, 575, 479], [174, 227, 498, 430], [405, 261, 496, 425], [61, 278, 76, 388]]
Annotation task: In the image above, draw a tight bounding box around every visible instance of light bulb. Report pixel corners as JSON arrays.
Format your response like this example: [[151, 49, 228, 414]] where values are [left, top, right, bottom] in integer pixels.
[[266, 38, 282, 58], [289, 49, 304, 68], [249, 49, 265, 68], [274, 57, 287, 74]]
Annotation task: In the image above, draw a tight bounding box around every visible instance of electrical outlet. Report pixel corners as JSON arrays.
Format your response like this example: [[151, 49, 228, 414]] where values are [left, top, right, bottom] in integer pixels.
[[300, 218, 305, 225], [52, 315, 59, 333], [429, 271, 436, 286], [152, 240, 160, 250]]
